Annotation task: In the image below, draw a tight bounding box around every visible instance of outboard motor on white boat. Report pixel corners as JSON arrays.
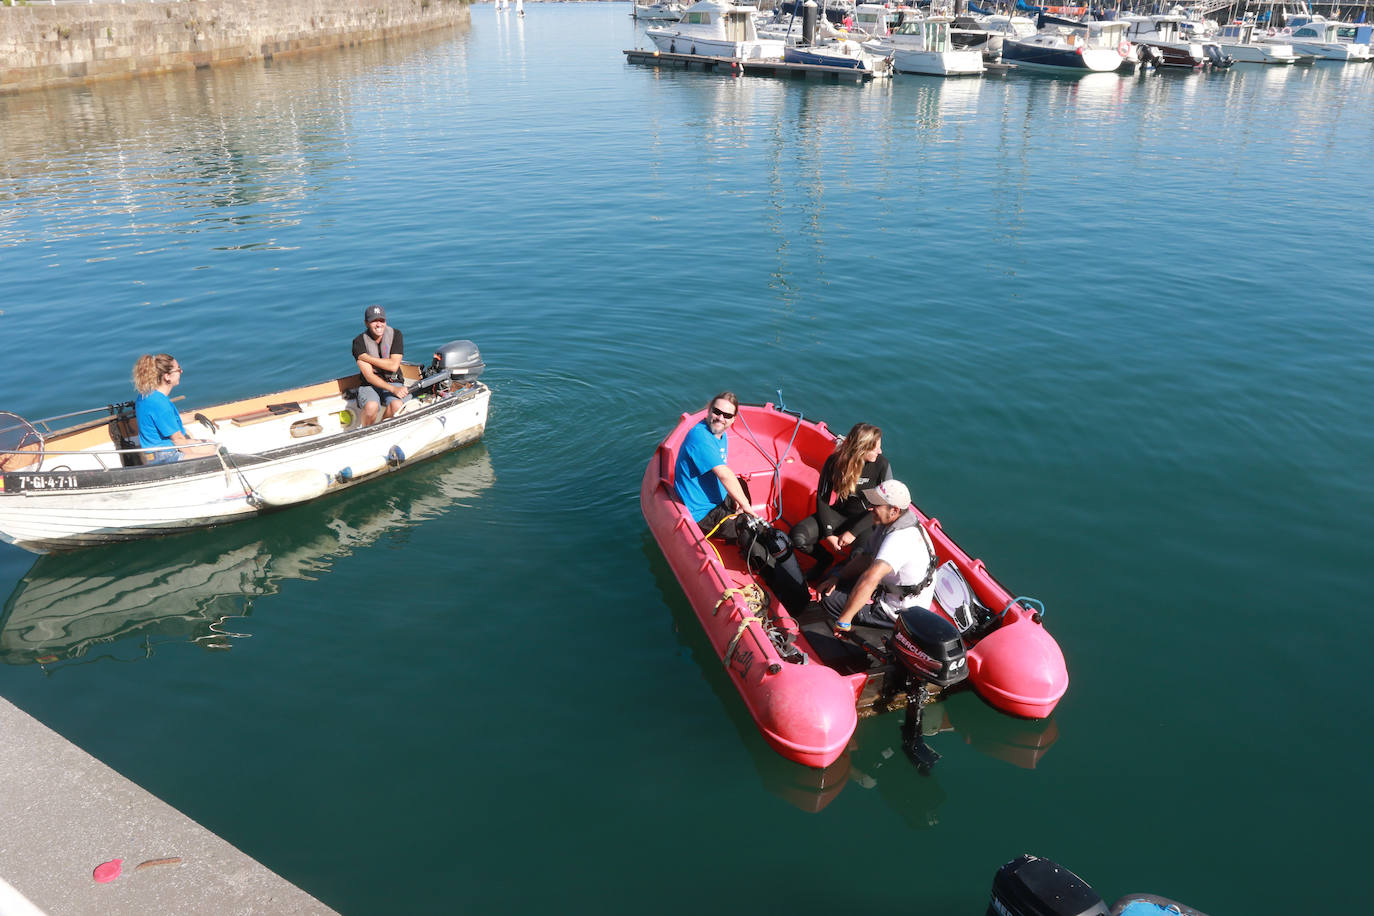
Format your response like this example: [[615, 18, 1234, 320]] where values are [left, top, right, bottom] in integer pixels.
[[735, 514, 810, 619], [413, 340, 485, 396]]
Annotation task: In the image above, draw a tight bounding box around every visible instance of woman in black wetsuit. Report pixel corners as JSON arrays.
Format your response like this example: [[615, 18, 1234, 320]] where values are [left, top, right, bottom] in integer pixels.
[[789, 422, 892, 575]]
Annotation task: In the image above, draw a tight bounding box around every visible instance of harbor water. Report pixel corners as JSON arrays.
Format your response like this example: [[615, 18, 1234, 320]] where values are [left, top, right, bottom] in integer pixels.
[[2, 4, 1372, 912]]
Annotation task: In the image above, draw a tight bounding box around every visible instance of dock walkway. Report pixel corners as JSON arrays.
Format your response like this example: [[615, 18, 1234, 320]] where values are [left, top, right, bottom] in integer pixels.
[[0, 698, 335, 915]]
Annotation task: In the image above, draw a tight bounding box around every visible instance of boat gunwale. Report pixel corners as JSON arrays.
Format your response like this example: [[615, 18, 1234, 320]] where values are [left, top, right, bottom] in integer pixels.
[[1, 380, 489, 493]]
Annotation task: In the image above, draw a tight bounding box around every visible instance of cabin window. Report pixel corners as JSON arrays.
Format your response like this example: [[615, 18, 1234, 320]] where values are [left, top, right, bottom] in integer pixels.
[[685, 11, 708, 24], [1294, 27, 1318, 38]]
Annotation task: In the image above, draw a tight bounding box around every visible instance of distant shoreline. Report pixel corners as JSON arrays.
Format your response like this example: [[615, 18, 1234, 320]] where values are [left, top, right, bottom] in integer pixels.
[[0, 0, 472, 96]]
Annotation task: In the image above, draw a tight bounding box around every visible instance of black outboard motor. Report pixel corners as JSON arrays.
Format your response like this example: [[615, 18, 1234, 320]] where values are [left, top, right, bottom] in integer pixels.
[[892, 608, 969, 689], [415, 340, 485, 396], [736, 514, 811, 618], [1203, 43, 1232, 68], [883, 608, 968, 772], [989, 855, 1109, 916]]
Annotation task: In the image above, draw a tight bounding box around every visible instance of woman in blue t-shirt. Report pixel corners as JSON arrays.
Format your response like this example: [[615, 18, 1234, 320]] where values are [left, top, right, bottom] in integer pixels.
[[132, 353, 217, 464]]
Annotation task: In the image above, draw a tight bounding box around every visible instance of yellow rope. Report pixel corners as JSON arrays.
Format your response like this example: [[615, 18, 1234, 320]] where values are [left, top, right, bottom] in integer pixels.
[[715, 583, 768, 669]]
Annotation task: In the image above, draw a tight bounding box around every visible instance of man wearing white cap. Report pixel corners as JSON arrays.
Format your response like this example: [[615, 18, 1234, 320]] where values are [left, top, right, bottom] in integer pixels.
[[817, 478, 937, 633]]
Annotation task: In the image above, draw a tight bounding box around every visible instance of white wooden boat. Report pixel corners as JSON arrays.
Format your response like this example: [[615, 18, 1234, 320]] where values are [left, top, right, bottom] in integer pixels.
[[645, 0, 785, 59], [863, 16, 985, 76], [0, 448, 494, 666], [0, 341, 489, 553]]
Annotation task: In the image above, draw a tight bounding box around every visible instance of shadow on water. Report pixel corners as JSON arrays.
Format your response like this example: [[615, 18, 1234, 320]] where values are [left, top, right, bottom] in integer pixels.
[[639, 528, 1059, 816], [0, 445, 493, 673]]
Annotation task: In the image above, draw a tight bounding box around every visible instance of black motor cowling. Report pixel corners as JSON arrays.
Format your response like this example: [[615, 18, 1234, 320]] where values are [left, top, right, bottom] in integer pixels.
[[736, 515, 811, 617], [988, 855, 1109, 916], [891, 607, 968, 689]]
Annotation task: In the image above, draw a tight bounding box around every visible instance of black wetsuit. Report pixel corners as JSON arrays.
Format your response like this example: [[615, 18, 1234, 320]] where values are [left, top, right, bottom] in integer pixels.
[[789, 452, 892, 563]]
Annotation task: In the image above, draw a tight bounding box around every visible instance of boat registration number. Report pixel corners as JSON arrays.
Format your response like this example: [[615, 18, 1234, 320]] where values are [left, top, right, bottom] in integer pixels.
[[2, 473, 80, 492]]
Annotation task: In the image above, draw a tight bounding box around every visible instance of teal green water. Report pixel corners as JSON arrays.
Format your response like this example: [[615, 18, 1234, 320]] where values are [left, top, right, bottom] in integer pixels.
[[2, 4, 1373, 911]]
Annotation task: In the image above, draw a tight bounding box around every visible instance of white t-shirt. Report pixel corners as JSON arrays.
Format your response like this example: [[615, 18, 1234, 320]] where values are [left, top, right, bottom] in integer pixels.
[[872, 524, 936, 618]]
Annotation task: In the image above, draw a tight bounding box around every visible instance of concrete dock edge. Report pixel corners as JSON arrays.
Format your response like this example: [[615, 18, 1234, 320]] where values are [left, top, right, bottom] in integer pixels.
[[0, 697, 336, 915]]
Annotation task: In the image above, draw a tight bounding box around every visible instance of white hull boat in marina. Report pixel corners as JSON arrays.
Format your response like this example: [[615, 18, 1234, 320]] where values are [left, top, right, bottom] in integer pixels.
[[645, 0, 784, 59], [1215, 21, 1300, 64], [633, 2, 684, 22], [0, 341, 489, 553], [1266, 18, 1371, 60], [863, 16, 984, 76]]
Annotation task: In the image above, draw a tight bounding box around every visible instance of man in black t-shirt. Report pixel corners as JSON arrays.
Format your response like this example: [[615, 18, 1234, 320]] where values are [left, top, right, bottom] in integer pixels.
[[351, 304, 408, 426]]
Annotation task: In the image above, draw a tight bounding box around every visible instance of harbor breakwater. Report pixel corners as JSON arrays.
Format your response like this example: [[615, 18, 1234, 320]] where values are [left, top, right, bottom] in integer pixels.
[[0, 0, 470, 94]]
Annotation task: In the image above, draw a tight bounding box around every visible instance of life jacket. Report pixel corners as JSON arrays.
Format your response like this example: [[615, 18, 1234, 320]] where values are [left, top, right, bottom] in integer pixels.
[[869, 511, 937, 601], [360, 327, 401, 383]]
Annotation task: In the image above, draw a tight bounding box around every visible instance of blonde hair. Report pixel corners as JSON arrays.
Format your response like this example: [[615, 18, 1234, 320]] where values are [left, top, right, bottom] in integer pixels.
[[133, 354, 176, 396], [831, 423, 882, 500]]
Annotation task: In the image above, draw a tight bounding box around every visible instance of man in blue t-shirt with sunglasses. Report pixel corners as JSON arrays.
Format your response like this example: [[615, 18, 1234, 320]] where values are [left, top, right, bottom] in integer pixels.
[[673, 391, 759, 541]]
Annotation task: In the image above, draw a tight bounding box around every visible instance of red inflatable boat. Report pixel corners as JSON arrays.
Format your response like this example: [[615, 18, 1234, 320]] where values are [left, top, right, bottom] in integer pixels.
[[641, 402, 1068, 769]]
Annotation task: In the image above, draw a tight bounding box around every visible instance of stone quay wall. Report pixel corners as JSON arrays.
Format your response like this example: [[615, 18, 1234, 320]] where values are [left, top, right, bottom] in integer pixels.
[[0, 0, 470, 94]]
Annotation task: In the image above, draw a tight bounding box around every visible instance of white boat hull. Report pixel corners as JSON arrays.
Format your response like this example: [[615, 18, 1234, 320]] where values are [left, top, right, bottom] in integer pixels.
[[1284, 40, 1370, 60], [646, 30, 783, 59], [1221, 41, 1299, 63], [891, 47, 985, 75], [0, 385, 490, 553]]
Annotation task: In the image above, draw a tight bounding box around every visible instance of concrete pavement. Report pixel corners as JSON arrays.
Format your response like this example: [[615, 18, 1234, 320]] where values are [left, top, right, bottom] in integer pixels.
[[0, 698, 336, 915]]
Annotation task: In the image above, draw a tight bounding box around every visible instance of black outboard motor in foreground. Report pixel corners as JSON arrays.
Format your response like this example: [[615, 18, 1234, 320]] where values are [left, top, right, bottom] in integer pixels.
[[414, 340, 485, 397], [990, 854, 1213, 916], [846, 607, 968, 773]]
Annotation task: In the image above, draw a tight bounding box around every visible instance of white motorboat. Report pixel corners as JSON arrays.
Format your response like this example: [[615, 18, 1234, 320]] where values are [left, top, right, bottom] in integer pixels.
[[0, 449, 494, 666], [1214, 21, 1300, 64], [969, 13, 1038, 60], [1118, 14, 1232, 69], [850, 2, 924, 39], [1266, 17, 1371, 60], [864, 16, 985, 76], [0, 341, 489, 553], [645, 0, 785, 59], [633, 2, 685, 22], [1001, 18, 1132, 74]]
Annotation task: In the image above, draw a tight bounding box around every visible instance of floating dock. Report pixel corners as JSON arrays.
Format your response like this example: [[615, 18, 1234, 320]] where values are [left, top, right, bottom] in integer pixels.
[[624, 48, 889, 81]]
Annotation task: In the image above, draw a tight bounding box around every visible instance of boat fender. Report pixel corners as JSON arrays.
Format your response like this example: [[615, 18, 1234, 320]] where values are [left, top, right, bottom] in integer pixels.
[[336, 467, 354, 483], [254, 469, 331, 508], [387, 444, 407, 465]]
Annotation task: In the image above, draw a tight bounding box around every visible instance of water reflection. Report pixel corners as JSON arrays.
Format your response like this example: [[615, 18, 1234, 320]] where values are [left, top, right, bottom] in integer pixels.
[[0, 23, 471, 250], [0, 447, 493, 672]]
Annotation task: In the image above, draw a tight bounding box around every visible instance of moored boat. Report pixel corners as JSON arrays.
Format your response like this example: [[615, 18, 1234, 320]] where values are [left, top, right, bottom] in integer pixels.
[[1119, 13, 1232, 69], [1215, 21, 1300, 64], [0, 341, 489, 553], [1002, 17, 1132, 74], [632, 2, 684, 22], [644, 0, 785, 60], [641, 402, 1067, 769], [863, 16, 986, 76]]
